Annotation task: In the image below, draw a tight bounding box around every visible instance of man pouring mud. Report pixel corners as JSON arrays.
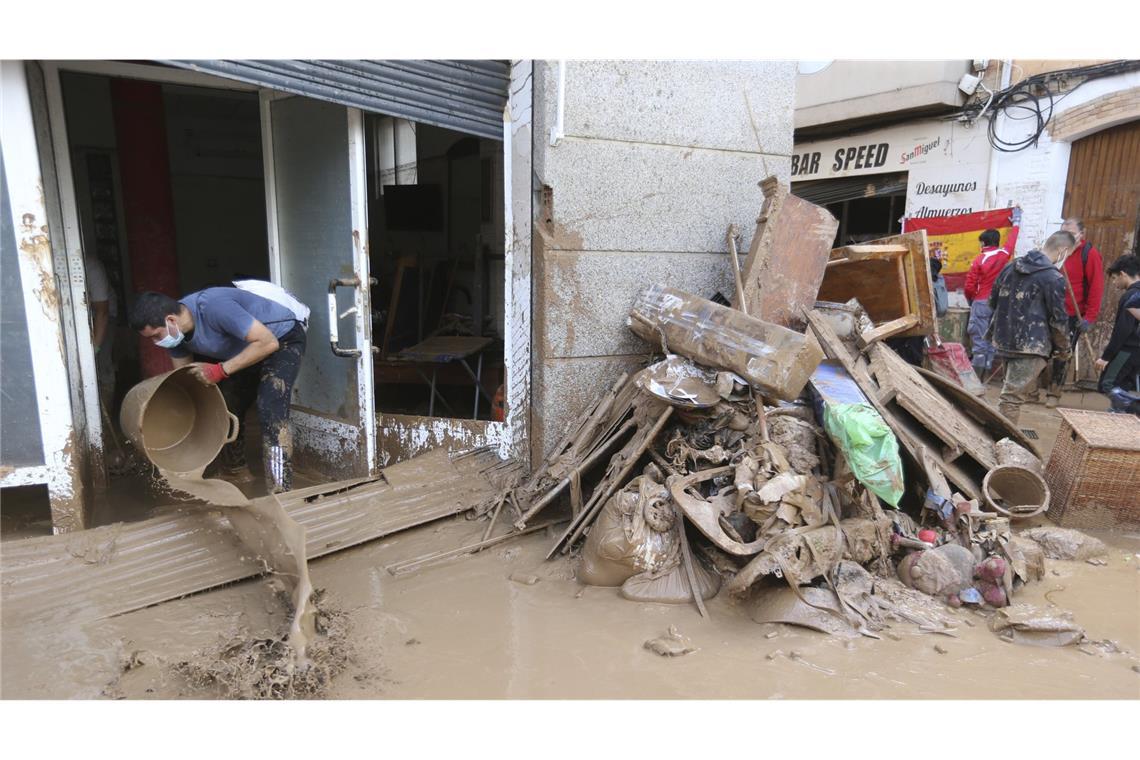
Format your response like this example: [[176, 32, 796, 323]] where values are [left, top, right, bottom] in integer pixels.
[[129, 281, 309, 493]]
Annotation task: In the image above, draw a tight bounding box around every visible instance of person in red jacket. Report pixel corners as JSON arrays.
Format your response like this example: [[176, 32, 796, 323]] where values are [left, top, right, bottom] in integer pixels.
[[964, 228, 1011, 376], [1033, 217, 1106, 407]]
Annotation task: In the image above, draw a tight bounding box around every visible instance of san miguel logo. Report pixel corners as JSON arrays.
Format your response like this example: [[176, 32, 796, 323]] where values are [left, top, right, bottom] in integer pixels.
[[900, 136, 941, 165]]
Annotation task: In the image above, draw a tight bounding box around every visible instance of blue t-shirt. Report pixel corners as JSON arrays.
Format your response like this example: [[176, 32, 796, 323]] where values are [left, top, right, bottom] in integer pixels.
[[171, 287, 299, 362]]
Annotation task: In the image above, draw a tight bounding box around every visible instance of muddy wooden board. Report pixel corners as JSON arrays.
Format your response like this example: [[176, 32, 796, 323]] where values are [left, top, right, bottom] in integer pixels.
[[818, 231, 936, 338], [806, 309, 964, 494], [737, 177, 838, 330], [1, 448, 508, 627], [914, 366, 1040, 456], [868, 343, 998, 470]]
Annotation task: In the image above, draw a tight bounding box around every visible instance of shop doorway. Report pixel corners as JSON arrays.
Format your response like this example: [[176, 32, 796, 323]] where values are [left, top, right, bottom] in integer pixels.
[[365, 119, 506, 427], [57, 70, 270, 416]]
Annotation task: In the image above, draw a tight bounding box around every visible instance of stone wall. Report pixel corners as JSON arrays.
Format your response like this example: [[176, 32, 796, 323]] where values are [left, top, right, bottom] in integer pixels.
[[529, 60, 796, 460]]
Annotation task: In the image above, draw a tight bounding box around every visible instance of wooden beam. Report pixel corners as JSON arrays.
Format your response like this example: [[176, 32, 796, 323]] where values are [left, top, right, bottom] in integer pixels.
[[829, 244, 910, 260], [857, 314, 920, 349]]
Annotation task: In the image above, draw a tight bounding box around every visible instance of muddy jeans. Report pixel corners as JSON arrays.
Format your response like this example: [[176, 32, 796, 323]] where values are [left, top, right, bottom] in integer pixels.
[[967, 300, 996, 373], [1039, 316, 1082, 401], [217, 323, 306, 493], [998, 355, 1047, 426]]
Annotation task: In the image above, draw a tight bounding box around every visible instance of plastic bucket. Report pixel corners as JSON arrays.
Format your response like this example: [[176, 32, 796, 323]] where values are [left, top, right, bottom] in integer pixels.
[[982, 465, 1050, 520], [119, 366, 239, 475]]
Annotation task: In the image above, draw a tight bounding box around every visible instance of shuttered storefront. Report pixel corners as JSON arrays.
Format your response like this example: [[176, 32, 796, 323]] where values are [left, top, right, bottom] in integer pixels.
[[792, 171, 908, 206], [163, 60, 510, 140], [1062, 119, 1140, 379], [793, 171, 908, 245]]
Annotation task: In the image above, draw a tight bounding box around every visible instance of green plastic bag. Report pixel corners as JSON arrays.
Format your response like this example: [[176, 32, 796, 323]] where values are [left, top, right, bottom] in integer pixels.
[[822, 402, 904, 507]]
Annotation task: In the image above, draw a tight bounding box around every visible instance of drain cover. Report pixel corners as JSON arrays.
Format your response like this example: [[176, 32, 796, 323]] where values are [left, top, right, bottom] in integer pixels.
[[1020, 428, 1039, 440]]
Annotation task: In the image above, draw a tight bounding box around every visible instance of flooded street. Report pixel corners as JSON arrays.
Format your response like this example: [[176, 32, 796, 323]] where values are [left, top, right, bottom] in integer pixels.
[[4, 509, 1138, 700]]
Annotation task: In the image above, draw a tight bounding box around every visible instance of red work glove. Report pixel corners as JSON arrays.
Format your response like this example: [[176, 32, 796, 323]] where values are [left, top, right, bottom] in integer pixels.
[[193, 362, 229, 385]]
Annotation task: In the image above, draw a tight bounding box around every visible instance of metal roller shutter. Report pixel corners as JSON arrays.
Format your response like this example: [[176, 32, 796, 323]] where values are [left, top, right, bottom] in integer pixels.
[[161, 60, 510, 140], [792, 171, 908, 206]]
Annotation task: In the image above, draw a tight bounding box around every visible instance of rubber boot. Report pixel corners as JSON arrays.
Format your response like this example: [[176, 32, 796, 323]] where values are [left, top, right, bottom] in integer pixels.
[[265, 445, 292, 494], [217, 438, 255, 483]]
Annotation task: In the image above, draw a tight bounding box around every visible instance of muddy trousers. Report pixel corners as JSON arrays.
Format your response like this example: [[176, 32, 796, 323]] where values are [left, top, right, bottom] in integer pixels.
[[967, 300, 997, 374], [998, 355, 1047, 426], [1037, 316, 1082, 402], [217, 324, 306, 493]]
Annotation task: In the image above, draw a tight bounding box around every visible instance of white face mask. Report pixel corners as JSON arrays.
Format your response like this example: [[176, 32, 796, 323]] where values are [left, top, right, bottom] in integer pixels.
[[155, 318, 184, 349]]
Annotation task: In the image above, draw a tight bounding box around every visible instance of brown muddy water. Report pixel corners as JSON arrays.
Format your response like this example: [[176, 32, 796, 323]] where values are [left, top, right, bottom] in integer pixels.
[[3, 509, 1139, 699]]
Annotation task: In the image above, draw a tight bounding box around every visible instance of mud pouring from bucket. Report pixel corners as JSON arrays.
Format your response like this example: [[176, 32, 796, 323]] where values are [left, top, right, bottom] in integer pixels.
[[120, 366, 318, 665]]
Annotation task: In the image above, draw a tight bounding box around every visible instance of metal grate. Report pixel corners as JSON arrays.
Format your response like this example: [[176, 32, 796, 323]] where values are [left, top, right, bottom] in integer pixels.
[[163, 60, 510, 140], [1020, 429, 1039, 440]]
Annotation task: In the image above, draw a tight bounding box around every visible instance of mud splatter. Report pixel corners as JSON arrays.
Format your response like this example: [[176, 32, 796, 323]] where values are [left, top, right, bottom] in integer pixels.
[[169, 590, 351, 699]]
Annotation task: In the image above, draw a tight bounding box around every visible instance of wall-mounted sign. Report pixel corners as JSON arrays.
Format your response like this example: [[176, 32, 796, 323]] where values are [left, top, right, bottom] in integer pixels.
[[793, 119, 992, 220]]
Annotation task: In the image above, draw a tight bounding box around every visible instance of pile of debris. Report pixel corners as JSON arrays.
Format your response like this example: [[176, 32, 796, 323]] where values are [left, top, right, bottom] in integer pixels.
[[475, 177, 1083, 640]]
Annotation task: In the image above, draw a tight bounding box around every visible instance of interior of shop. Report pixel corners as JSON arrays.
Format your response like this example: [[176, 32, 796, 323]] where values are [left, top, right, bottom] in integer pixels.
[[365, 116, 506, 422]]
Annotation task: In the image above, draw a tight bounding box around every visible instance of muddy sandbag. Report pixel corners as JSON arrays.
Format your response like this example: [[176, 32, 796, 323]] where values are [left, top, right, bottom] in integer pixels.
[[1019, 527, 1108, 561], [821, 402, 904, 507], [897, 544, 976, 597], [620, 555, 721, 604], [995, 438, 1043, 474], [578, 471, 680, 587], [989, 604, 1084, 647]]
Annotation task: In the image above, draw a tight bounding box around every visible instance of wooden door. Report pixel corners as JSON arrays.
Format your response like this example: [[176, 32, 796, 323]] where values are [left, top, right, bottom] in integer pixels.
[[1062, 119, 1140, 380]]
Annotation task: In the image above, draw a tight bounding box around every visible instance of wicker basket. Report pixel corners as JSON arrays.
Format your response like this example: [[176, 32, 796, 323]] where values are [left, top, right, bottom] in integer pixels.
[[1044, 409, 1140, 529]]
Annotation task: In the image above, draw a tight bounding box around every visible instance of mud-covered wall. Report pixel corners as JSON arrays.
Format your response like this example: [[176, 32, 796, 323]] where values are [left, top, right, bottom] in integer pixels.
[[530, 60, 796, 461]]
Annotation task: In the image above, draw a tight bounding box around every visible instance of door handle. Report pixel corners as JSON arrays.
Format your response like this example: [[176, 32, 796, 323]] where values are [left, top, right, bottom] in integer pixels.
[[328, 277, 362, 357], [327, 276, 380, 357]]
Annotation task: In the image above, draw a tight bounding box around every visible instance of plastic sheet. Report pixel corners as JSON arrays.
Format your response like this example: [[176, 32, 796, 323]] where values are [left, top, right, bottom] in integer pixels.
[[821, 402, 905, 507]]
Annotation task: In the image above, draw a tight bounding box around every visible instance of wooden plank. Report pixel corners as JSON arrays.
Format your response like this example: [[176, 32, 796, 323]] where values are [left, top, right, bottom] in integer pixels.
[[913, 366, 1039, 456], [875, 230, 936, 338], [867, 343, 998, 469], [807, 309, 985, 500], [738, 176, 839, 330], [818, 256, 910, 324], [829, 244, 909, 260], [857, 314, 920, 349]]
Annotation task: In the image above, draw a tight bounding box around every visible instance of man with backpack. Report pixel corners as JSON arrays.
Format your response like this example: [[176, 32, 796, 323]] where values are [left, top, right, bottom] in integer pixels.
[[986, 231, 1075, 425], [129, 281, 310, 493], [1034, 217, 1105, 407]]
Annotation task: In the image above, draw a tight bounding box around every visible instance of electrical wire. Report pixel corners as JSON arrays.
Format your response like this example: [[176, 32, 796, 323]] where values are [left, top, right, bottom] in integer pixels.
[[951, 60, 1140, 153]]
